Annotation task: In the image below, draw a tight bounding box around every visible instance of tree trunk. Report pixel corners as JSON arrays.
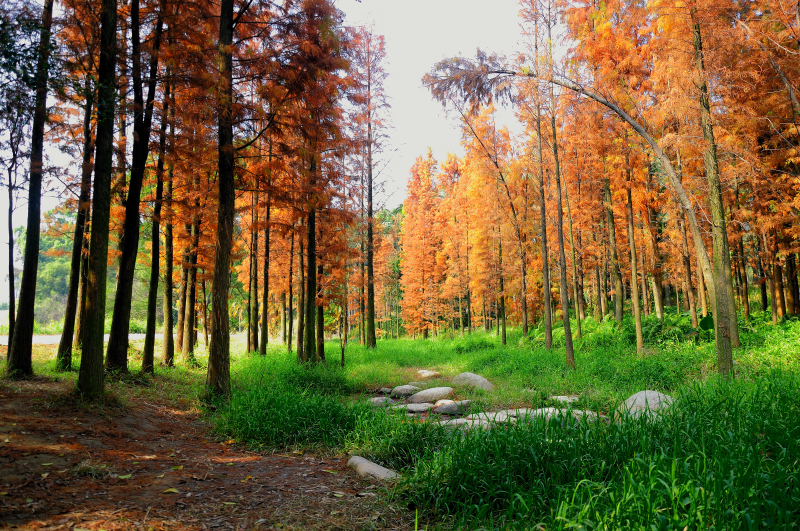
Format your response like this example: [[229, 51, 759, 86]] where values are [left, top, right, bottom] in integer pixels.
[[317, 263, 325, 361], [201, 276, 208, 346], [161, 112, 175, 366], [183, 222, 198, 363], [535, 99, 552, 349], [640, 241, 650, 316], [739, 237, 751, 322], [604, 177, 624, 325], [679, 212, 698, 327], [77, 0, 117, 398], [498, 236, 506, 345], [142, 81, 170, 373], [249, 190, 259, 353], [74, 214, 90, 352], [626, 181, 643, 353], [105, 0, 166, 372], [304, 201, 317, 363], [7, 0, 55, 378], [259, 199, 271, 355], [692, 13, 738, 373], [7, 175, 15, 348], [57, 80, 94, 371], [563, 168, 582, 339], [176, 236, 189, 353], [366, 127, 377, 349], [206, 0, 235, 399], [287, 231, 294, 353], [297, 236, 305, 362]]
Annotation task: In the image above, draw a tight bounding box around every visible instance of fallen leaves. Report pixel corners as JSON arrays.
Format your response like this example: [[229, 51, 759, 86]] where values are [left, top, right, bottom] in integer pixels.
[[162, 488, 179, 494]]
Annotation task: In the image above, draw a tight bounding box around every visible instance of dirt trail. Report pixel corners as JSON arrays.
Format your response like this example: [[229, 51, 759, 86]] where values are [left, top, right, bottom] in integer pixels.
[[0, 378, 412, 530]]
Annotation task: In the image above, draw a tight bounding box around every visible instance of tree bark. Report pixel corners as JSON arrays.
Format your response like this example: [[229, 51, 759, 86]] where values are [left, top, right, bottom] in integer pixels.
[[58, 80, 94, 371], [183, 221, 198, 363], [679, 212, 698, 327], [287, 231, 294, 353], [297, 236, 305, 362], [176, 236, 189, 353], [161, 111, 175, 366], [142, 80, 170, 373], [304, 201, 317, 363], [259, 198, 271, 355], [206, 0, 234, 399], [7, 0, 55, 378], [248, 190, 259, 353], [536, 101, 552, 348], [604, 176, 624, 325], [77, 0, 117, 398], [563, 167, 582, 339], [626, 181, 643, 353], [105, 0, 166, 372]]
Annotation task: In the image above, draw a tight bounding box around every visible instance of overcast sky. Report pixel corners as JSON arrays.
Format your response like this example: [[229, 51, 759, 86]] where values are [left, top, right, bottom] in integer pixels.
[[0, 0, 526, 305], [337, 0, 524, 209]]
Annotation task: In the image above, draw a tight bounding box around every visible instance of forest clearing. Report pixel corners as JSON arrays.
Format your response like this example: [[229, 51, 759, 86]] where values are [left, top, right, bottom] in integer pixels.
[[3, 0, 800, 528]]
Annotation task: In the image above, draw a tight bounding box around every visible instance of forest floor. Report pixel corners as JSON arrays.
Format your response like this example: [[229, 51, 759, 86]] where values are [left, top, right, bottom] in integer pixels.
[[0, 350, 414, 531]]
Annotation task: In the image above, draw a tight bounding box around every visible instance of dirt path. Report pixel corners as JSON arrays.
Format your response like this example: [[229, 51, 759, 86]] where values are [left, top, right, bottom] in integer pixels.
[[0, 378, 413, 531]]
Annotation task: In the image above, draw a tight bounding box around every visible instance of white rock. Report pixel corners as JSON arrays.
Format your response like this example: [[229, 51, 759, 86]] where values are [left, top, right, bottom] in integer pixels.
[[550, 395, 579, 404], [347, 456, 398, 480], [417, 369, 442, 379], [390, 385, 420, 398], [434, 400, 471, 415], [369, 396, 396, 407], [408, 386, 454, 404], [617, 390, 673, 418], [435, 399, 455, 406], [452, 372, 494, 391]]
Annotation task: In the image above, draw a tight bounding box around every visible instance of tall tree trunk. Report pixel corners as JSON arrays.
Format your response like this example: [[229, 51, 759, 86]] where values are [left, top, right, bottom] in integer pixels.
[[626, 180, 643, 353], [206, 0, 235, 399], [562, 168, 582, 339], [604, 176, 624, 325], [535, 94, 552, 349], [57, 80, 94, 370], [640, 241, 650, 316], [176, 238, 189, 353], [142, 80, 170, 373], [777, 260, 787, 318], [7, 173, 15, 347], [249, 190, 259, 353], [7, 0, 55, 377], [77, 0, 117, 398], [281, 292, 286, 343], [259, 199, 271, 355], [366, 126, 377, 349], [498, 236, 506, 345], [317, 263, 325, 361], [74, 215, 90, 351], [696, 244, 708, 317], [739, 238, 751, 322], [201, 276, 208, 346], [297, 236, 305, 362], [692, 12, 738, 373], [105, 0, 166, 372], [161, 112, 175, 366], [183, 222, 198, 363], [679, 212, 698, 327], [755, 236, 768, 313], [287, 231, 294, 353], [304, 201, 317, 363]]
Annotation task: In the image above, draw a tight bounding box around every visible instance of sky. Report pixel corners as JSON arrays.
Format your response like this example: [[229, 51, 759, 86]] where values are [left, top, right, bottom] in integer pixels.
[[336, 0, 525, 210], [0, 0, 527, 305]]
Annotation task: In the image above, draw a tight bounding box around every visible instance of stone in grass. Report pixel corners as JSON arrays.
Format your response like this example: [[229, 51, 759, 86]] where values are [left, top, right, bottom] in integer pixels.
[[347, 456, 398, 480], [434, 400, 471, 416], [369, 397, 396, 407], [519, 407, 599, 423], [550, 395, 580, 404], [378, 387, 393, 395], [394, 402, 436, 414], [438, 417, 492, 431], [617, 390, 673, 418], [452, 372, 494, 391], [390, 385, 420, 398], [408, 387, 454, 404], [417, 369, 442, 379], [435, 399, 454, 406]]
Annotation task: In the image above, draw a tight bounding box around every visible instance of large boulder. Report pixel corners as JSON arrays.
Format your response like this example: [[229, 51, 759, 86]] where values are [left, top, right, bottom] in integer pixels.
[[617, 390, 673, 418], [347, 456, 398, 480], [452, 372, 494, 391], [408, 386, 454, 403], [390, 385, 420, 398]]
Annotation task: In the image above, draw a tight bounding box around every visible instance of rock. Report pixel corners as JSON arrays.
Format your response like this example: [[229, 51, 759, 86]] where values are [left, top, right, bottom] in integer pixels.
[[550, 395, 579, 404], [520, 407, 599, 423], [435, 399, 454, 406], [434, 400, 471, 415], [390, 385, 420, 398], [378, 387, 392, 395], [617, 390, 673, 418], [369, 397, 396, 407], [417, 369, 442, 379], [438, 417, 492, 430], [347, 456, 398, 480], [405, 402, 436, 413], [452, 372, 494, 391], [466, 410, 513, 423], [408, 387, 454, 404]]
